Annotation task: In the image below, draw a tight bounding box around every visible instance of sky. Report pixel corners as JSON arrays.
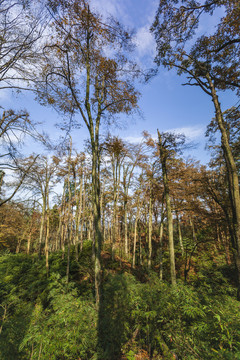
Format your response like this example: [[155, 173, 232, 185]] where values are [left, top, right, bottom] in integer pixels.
[[1, 0, 238, 165]]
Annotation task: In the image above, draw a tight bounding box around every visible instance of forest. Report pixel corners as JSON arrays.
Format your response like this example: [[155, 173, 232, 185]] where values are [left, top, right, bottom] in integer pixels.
[[0, 0, 240, 359]]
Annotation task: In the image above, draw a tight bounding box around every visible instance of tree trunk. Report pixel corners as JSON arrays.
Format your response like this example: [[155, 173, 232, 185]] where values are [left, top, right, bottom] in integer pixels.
[[148, 183, 153, 269], [27, 232, 32, 255], [45, 189, 50, 276], [124, 198, 128, 256], [91, 133, 102, 307], [80, 177, 86, 251], [175, 208, 184, 256], [57, 180, 67, 251], [157, 130, 176, 286], [74, 174, 83, 258], [207, 73, 240, 299], [39, 198, 46, 258], [133, 198, 142, 268], [159, 209, 165, 280]]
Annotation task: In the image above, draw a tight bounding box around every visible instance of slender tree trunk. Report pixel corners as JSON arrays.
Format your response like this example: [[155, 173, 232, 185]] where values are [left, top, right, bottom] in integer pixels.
[[165, 190, 176, 285], [39, 199, 46, 258], [124, 198, 128, 256], [175, 208, 184, 256], [15, 237, 22, 254], [111, 160, 121, 258], [148, 183, 153, 269], [80, 177, 87, 250], [100, 180, 105, 243], [157, 130, 176, 286], [45, 210, 49, 276], [223, 228, 231, 265], [133, 194, 144, 268], [133, 219, 138, 268], [159, 209, 165, 280], [74, 176, 83, 259], [57, 180, 66, 251], [90, 132, 102, 307], [66, 139, 73, 281], [66, 225, 70, 284], [139, 224, 143, 266], [0, 304, 7, 335], [27, 232, 32, 255], [45, 189, 50, 276], [27, 207, 35, 255]]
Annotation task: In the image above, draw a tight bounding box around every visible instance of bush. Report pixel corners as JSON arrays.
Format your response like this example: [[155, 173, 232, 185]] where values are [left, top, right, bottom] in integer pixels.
[[20, 274, 98, 359]]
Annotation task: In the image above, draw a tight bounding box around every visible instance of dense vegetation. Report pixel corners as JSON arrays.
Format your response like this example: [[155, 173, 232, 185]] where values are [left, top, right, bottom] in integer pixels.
[[1, 244, 240, 359], [0, 0, 240, 359]]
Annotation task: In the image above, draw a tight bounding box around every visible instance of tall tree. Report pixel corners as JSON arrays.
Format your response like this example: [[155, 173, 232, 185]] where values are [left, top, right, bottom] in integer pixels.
[[104, 135, 127, 258], [122, 142, 146, 257], [0, 0, 44, 91], [0, 0, 46, 204], [151, 0, 240, 299], [0, 110, 40, 206], [38, 0, 140, 305], [22, 155, 60, 273]]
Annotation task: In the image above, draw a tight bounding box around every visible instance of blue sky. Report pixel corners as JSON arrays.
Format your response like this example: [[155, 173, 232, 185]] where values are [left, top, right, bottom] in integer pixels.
[[1, 0, 238, 164]]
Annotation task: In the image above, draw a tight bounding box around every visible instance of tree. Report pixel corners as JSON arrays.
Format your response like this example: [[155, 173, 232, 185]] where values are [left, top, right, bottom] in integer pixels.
[[103, 135, 127, 258], [22, 155, 60, 273], [122, 142, 146, 257], [0, 202, 28, 252], [0, 110, 40, 206], [151, 0, 239, 92], [38, 0, 140, 305], [157, 131, 185, 286], [144, 131, 185, 284], [151, 0, 240, 299], [0, 0, 44, 91], [0, 0, 46, 205]]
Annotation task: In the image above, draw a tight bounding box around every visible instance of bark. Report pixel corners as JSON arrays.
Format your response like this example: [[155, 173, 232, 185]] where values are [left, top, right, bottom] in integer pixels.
[[132, 195, 142, 268], [175, 207, 184, 256], [80, 177, 87, 251], [122, 164, 133, 257], [148, 183, 153, 269], [57, 180, 67, 252], [159, 209, 165, 280], [27, 231, 32, 255], [91, 138, 102, 307], [124, 198, 128, 256], [74, 176, 83, 258], [100, 179, 105, 243], [66, 139, 73, 282], [39, 198, 46, 258], [206, 73, 240, 299], [157, 130, 176, 286], [0, 304, 8, 335], [111, 157, 121, 258], [45, 190, 50, 276]]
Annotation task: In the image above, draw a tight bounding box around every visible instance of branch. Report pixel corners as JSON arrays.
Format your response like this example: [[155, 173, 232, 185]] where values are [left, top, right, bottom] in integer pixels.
[[0, 155, 39, 206], [214, 39, 240, 53]]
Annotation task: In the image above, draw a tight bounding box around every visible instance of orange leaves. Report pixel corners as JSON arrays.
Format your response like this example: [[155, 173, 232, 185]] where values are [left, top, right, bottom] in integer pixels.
[[47, 96, 55, 105], [40, 0, 140, 124]]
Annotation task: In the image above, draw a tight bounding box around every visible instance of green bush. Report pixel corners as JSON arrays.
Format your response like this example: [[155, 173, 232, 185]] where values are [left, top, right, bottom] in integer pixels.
[[1, 251, 240, 360], [20, 274, 97, 359]]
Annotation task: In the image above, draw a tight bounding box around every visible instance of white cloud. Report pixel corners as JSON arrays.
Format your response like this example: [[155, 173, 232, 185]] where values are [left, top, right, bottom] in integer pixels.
[[0, 89, 11, 102], [124, 136, 143, 144], [167, 126, 205, 140], [124, 125, 205, 145], [90, 0, 127, 21], [134, 25, 156, 58]]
